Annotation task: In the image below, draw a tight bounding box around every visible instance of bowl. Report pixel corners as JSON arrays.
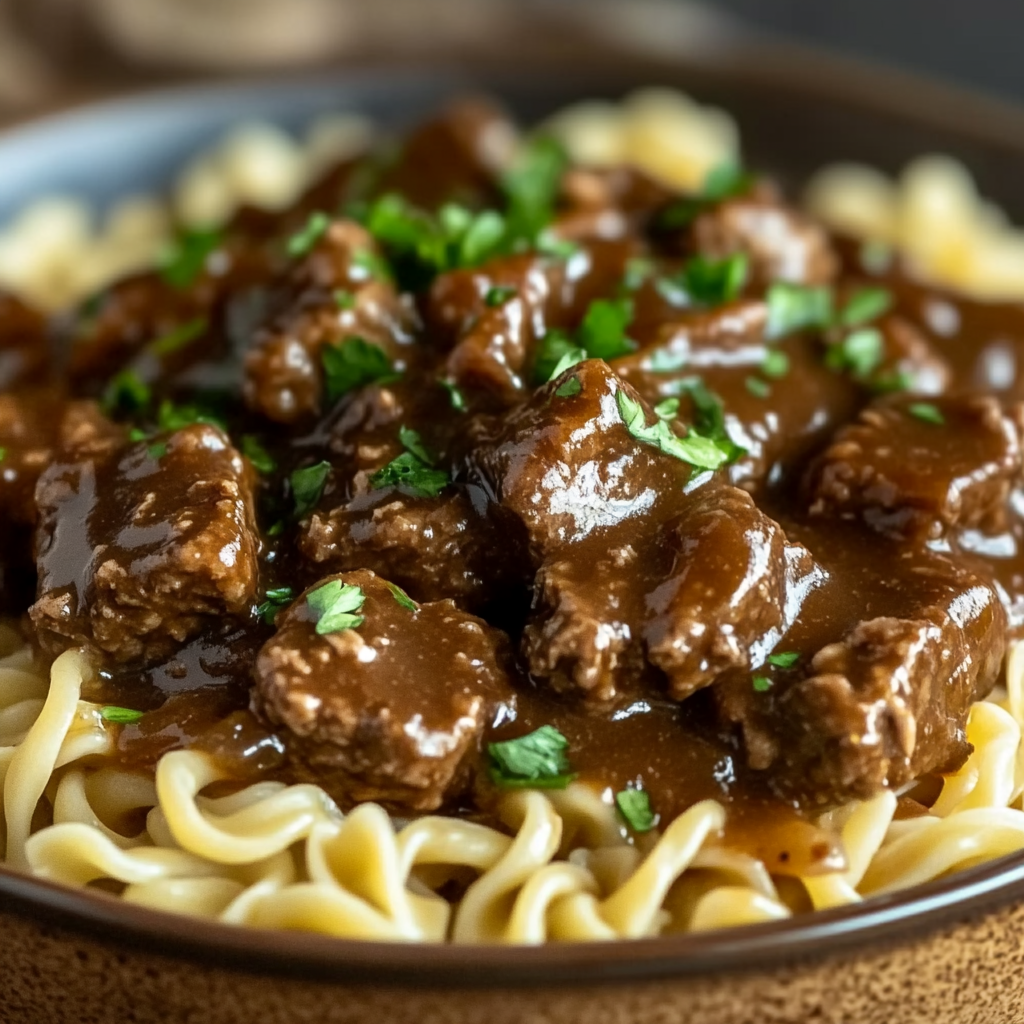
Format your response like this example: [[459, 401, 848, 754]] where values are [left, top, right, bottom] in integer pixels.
[[4, 31, 1024, 1024]]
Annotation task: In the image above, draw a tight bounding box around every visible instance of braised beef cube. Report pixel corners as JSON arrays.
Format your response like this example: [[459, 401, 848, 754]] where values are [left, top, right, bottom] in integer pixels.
[[253, 570, 516, 810], [690, 195, 838, 287], [613, 301, 862, 493], [645, 485, 823, 700], [31, 423, 260, 662], [374, 97, 517, 210], [424, 240, 635, 400], [462, 358, 690, 561], [555, 165, 674, 240], [0, 292, 50, 389], [808, 394, 1024, 539], [299, 486, 520, 610], [244, 219, 414, 423]]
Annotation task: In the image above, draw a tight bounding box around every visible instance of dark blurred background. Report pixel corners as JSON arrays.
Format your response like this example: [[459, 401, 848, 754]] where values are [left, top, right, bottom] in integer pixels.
[[0, 0, 1018, 119]]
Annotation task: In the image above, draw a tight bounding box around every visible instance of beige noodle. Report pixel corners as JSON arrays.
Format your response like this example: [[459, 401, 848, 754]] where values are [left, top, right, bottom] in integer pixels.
[[0, 643, 1022, 943]]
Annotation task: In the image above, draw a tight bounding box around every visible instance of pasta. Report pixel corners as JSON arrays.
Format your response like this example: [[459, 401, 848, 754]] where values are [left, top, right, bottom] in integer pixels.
[[4, 643, 1024, 944]]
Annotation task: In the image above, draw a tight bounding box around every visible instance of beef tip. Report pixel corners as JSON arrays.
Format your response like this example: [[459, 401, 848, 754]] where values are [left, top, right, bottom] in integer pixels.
[[0, 292, 50, 389], [689, 195, 839, 287], [613, 300, 862, 493], [645, 485, 824, 700], [718, 554, 1005, 805], [299, 486, 521, 610], [252, 569, 516, 810], [31, 423, 260, 663], [423, 239, 636, 401], [555, 165, 675, 240], [808, 394, 1024, 540], [374, 97, 517, 211], [243, 219, 415, 423]]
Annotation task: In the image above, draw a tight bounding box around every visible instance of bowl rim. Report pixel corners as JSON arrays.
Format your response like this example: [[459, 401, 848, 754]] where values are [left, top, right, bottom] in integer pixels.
[[5, 34, 1024, 990]]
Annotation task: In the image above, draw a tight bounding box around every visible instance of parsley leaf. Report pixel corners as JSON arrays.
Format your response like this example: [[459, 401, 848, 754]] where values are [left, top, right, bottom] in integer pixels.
[[548, 346, 587, 382], [745, 376, 771, 399], [535, 329, 583, 383], [762, 349, 790, 379], [101, 369, 150, 416], [397, 425, 434, 465], [148, 317, 208, 358], [291, 461, 330, 518], [160, 228, 223, 289], [241, 435, 276, 475], [681, 253, 749, 306], [752, 676, 773, 692], [622, 257, 654, 292], [841, 286, 892, 327], [489, 725, 577, 790], [100, 706, 144, 725], [370, 453, 449, 498], [257, 586, 294, 624], [767, 651, 800, 669], [702, 161, 754, 201], [307, 579, 366, 635], [578, 297, 636, 360], [766, 283, 834, 340], [485, 285, 517, 307], [909, 402, 945, 425], [871, 369, 913, 395], [825, 327, 884, 378], [334, 289, 356, 310], [616, 389, 732, 471], [555, 376, 582, 398], [653, 397, 680, 419], [386, 581, 417, 612], [502, 136, 568, 246], [439, 378, 466, 412], [615, 788, 657, 832], [322, 337, 395, 402], [157, 399, 224, 432], [0, 447, 6, 463], [351, 247, 391, 283], [671, 377, 743, 462], [287, 211, 331, 258]]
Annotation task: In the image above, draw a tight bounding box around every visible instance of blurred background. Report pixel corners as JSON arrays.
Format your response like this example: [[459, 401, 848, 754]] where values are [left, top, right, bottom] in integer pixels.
[[0, 0, 1016, 122]]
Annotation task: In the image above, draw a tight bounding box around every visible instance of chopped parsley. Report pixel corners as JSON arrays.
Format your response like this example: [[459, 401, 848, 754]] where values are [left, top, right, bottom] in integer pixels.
[[321, 337, 395, 402], [307, 579, 366, 636], [501, 135, 568, 247], [485, 285, 517, 307], [535, 231, 580, 260], [257, 586, 294, 623], [616, 389, 732, 471], [615, 788, 657, 832], [334, 289, 356, 310], [578, 297, 636, 361], [825, 327, 884, 378], [653, 397, 680, 419], [351, 247, 391, 283], [621, 257, 654, 292], [909, 402, 945, 425], [0, 447, 6, 463], [752, 676, 773, 693], [535, 329, 583, 383], [100, 706, 144, 725], [655, 160, 753, 231], [767, 651, 800, 669], [291, 461, 331, 518], [680, 253, 749, 306], [370, 428, 449, 498], [146, 442, 168, 460], [439, 378, 466, 412], [157, 399, 224, 432], [840, 286, 892, 327], [761, 349, 790, 379], [286, 211, 331, 258], [159, 228, 223, 289], [554, 376, 582, 398], [766, 283, 834, 340], [671, 378, 745, 463], [488, 725, 577, 790], [101, 369, 150, 416], [241, 435, 276, 475], [148, 317, 208, 358], [549, 345, 588, 382], [745, 376, 771, 399], [386, 581, 418, 612], [871, 369, 913, 395]]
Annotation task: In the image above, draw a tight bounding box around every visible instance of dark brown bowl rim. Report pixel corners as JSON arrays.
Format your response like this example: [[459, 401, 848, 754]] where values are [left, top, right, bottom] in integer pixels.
[[5, 32, 1024, 990]]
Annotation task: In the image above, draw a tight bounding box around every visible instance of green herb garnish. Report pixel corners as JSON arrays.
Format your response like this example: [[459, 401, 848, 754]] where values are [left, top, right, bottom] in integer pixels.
[[334, 289, 356, 310], [148, 317, 208, 358], [101, 369, 150, 416], [578, 297, 636, 361], [397, 425, 433, 465], [825, 327, 884, 378], [257, 586, 295, 624], [621, 257, 654, 292], [370, 429, 449, 499], [291, 461, 331, 518], [351, 247, 392, 283], [439, 378, 466, 412], [653, 397, 680, 419], [307, 579, 366, 636], [156, 399, 224, 433], [501, 136, 568, 246], [745, 376, 771, 399], [840, 286, 892, 327], [655, 161, 753, 230], [147, 442, 168, 460], [535, 330, 583, 383], [615, 788, 657, 832], [909, 402, 945, 425], [671, 378, 744, 462], [160, 228, 222, 289], [485, 285, 517, 307], [752, 676, 773, 692], [554, 376, 582, 398], [767, 651, 799, 669], [488, 725, 577, 790], [321, 337, 395, 402], [100, 706, 145, 725], [761, 349, 790, 379], [766, 283, 834, 340], [241, 435, 276, 475], [287, 211, 331, 258], [681, 253, 749, 306], [386, 581, 418, 612], [0, 447, 6, 463], [616, 390, 732, 471]]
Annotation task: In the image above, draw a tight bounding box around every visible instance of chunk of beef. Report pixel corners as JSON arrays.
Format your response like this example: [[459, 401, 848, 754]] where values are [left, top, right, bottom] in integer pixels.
[[299, 486, 520, 610], [423, 239, 636, 401], [613, 300, 863, 492], [252, 569, 516, 810], [689, 195, 839, 287], [644, 485, 824, 700], [808, 394, 1024, 540], [31, 423, 260, 663], [0, 292, 50, 389], [555, 165, 674, 241], [244, 219, 415, 423]]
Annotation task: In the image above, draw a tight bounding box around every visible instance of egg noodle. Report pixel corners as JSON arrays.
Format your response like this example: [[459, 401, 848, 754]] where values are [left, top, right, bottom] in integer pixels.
[[0, 635, 1021, 943]]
